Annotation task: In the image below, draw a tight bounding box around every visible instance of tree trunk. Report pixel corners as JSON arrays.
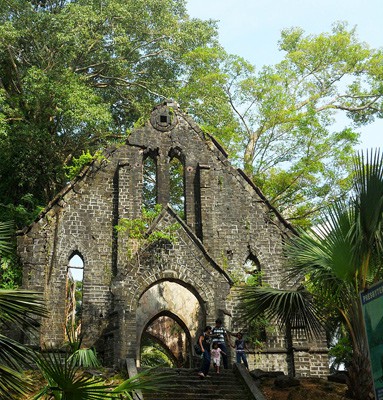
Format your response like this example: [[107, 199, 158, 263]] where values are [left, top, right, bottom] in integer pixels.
[[347, 300, 374, 399], [285, 321, 296, 377], [347, 351, 374, 400]]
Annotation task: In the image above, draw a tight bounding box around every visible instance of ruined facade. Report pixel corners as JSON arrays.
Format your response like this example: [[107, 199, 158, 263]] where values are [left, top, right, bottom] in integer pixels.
[[17, 101, 329, 376]]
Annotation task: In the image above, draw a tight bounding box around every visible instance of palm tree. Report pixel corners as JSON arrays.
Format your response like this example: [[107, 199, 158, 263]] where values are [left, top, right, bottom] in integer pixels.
[[33, 351, 169, 400], [0, 289, 48, 398], [240, 149, 383, 400], [0, 220, 48, 398]]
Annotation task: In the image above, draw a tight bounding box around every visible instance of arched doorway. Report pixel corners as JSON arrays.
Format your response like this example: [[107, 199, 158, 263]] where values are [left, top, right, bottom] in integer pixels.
[[136, 280, 205, 367], [141, 311, 190, 367]]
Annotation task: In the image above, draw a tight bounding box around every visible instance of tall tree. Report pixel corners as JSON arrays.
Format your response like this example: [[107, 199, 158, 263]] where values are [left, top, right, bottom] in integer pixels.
[[239, 149, 383, 400], [0, 0, 222, 224], [2, 4, 383, 230], [192, 23, 383, 226]]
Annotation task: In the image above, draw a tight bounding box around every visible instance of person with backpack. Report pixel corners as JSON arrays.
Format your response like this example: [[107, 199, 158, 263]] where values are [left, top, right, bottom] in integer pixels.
[[197, 326, 212, 378]]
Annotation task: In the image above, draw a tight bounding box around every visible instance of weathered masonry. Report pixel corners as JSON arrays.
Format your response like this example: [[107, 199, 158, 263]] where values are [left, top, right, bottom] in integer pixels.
[[17, 101, 329, 376]]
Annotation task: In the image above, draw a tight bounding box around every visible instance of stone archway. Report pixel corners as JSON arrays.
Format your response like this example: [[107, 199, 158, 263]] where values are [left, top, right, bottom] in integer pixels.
[[141, 311, 190, 367], [136, 280, 205, 367]]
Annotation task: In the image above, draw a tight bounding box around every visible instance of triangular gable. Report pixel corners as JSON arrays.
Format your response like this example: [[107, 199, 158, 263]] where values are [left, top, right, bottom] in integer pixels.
[[18, 101, 295, 237], [146, 204, 233, 285]]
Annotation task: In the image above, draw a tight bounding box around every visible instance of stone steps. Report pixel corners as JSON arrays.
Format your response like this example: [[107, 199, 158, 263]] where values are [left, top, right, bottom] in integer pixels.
[[143, 368, 255, 400]]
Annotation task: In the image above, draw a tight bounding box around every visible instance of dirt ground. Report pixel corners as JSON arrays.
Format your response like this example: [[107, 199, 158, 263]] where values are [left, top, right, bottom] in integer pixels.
[[258, 377, 349, 400]]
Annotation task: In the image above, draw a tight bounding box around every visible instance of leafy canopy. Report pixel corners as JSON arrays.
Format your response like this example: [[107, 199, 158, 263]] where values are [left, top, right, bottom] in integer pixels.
[[199, 22, 383, 226], [0, 0, 221, 225]]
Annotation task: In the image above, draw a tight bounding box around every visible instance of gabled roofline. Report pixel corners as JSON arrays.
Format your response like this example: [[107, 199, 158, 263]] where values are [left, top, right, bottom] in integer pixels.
[[236, 169, 298, 235], [146, 204, 233, 285], [176, 106, 297, 236], [17, 147, 118, 236], [18, 102, 297, 238]]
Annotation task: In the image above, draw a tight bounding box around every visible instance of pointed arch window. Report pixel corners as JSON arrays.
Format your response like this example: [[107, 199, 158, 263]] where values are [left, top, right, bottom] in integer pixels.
[[67, 253, 84, 341], [169, 154, 185, 219], [244, 253, 262, 285], [143, 153, 157, 212]]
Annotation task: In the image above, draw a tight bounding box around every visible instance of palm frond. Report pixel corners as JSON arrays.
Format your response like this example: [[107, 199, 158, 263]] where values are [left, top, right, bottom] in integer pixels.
[[0, 289, 48, 328], [352, 149, 383, 284], [34, 353, 170, 400], [353, 150, 383, 244], [34, 352, 115, 400], [239, 285, 325, 339], [68, 348, 101, 368], [112, 367, 171, 398], [0, 364, 33, 400], [0, 334, 36, 370], [287, 202, 355, 281], [0, 221, 13, 258]]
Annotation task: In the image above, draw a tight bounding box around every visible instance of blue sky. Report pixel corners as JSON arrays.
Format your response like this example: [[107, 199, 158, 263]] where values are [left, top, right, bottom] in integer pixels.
[[186, 0, 383, 151]]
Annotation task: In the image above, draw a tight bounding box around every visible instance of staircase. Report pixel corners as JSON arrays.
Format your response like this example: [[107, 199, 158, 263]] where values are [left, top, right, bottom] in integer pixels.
[[143, 367, 256, 400]]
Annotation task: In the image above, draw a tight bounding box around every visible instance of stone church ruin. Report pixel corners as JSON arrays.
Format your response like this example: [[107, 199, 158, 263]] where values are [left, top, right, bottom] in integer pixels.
[[17, 101, 329, 376]]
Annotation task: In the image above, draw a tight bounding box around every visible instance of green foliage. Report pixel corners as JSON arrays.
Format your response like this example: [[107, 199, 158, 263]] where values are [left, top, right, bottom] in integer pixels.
[[0, 0, 222, 214], [141, 345, 173, 368], [115, 205, 179, 247], [205, 22, 383, 227], [0, 290, 47, 399], [0, 194, 44, 229], [68, 348, 101, 369], [34, 352, 169, 399], [240, 150, 383, 398], [0, 256, 22, 289], [142, 156, 157, 212], [64, 150, 105, 181], [246, 271, 263, 287], [1, 3, 382, 233], [0, 220, 13, 258], [328, 336, 353, 372], [33, 352, 113, 400], [112, 367, 171, 399], [240, 286, 325, 339], [246, 315, 269, 348], [169, 157, 185, 219]]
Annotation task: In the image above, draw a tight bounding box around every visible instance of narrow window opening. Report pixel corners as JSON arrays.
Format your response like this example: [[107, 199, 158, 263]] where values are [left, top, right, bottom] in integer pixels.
[[143, 154, 157, 212], [160, 114, 168, 123], [66, 254, 84, 343], [244, 253, 262, 285], [244, 253, 267, 343], [169, 156, 185, 219]]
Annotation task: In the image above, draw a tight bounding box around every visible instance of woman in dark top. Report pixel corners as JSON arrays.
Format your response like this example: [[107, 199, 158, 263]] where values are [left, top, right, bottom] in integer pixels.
[[232, 332, 249, 369], [198, 326, 212, 378]]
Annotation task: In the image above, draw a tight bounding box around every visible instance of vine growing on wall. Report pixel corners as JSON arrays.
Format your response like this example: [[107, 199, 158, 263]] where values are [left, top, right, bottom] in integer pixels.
[[115, 205, 180, 262], [64, 150, 106, 181]]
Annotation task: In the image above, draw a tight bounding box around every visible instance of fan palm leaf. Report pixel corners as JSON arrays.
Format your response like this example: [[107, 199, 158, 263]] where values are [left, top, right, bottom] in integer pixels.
[[239, 149, 383, 399], [0, 221, 13, 257], [0, 289, 47, 324], [0, 290, 47, 398], [0, 363, 33, 400], [352, 149, 383, 288], [112, 367, 171, 399], [33, 352, 114, 400], [240, 285, 325, 339], [0, 334, 36, 370], [34, 353, 171, 400], [68, 348, 101, 369]]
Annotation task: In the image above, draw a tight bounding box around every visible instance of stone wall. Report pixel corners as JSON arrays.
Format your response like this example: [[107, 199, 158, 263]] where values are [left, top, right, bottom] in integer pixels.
[[17, 101, 329, 376]]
